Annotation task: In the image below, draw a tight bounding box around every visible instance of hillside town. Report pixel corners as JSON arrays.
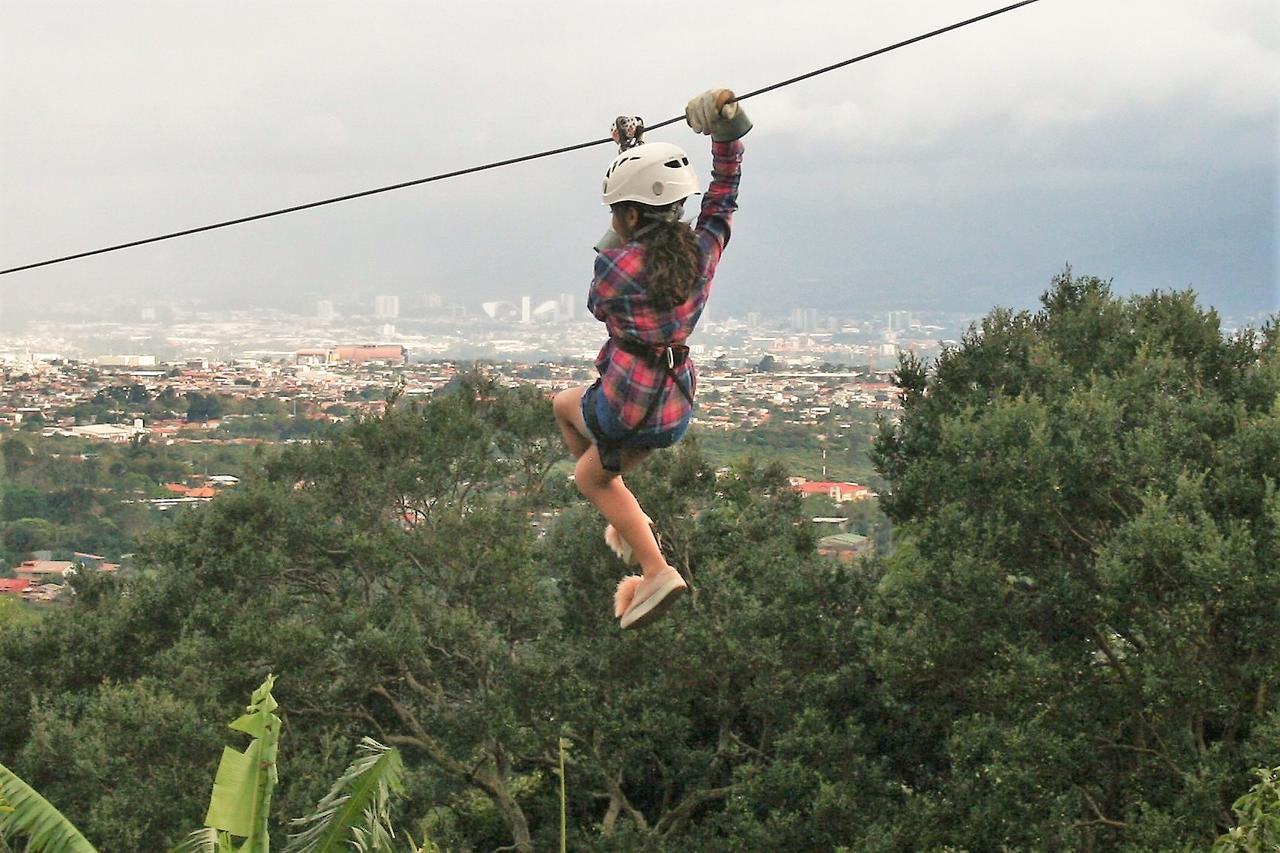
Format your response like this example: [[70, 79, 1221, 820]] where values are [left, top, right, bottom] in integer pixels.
[[0, 348, 894, 606], [0, 349, 902, 438]]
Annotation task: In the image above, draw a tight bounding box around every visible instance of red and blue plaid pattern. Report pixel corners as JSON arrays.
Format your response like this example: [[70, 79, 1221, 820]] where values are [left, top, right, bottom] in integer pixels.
[[588, 139, 743, 436]]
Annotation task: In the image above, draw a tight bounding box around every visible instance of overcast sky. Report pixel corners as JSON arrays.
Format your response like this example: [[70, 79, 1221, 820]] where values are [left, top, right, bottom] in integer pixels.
[[2, 0, 1276, 323]]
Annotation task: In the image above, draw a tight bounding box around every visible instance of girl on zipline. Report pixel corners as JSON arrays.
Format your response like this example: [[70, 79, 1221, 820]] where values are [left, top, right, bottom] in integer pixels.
[[553, 88, 750, 629]]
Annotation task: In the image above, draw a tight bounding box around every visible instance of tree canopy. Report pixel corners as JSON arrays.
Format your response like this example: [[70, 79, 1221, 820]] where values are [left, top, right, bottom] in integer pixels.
[[0, 276, 1276, 851], [870, 270, 1279, 848]]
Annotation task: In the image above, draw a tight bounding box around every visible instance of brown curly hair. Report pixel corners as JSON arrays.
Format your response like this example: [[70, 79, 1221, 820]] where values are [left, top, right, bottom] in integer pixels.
[[613, 201, 699, 310]]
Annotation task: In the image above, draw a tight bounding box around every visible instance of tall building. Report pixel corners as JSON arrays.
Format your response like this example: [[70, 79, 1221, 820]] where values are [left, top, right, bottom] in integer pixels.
[[792, 307, 820, 333], [316, 300, 335, 322], [887, 310, 914, 332], [375, 295, 400, 320], [557, 292, 576, 322], [520, 296, 532, 324]]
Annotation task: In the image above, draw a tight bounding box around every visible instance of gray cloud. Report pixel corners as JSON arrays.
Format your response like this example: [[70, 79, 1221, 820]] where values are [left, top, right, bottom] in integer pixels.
[[2, 0, 1276, 321]]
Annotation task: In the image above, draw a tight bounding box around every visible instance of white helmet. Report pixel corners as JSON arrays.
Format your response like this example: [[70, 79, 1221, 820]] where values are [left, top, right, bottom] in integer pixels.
[[602, 142, 699, 206]]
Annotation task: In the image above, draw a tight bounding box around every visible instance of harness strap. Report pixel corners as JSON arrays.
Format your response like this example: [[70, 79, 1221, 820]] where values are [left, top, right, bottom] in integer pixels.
[[588, 338, 695, 473], [611, 337, 694, 406]]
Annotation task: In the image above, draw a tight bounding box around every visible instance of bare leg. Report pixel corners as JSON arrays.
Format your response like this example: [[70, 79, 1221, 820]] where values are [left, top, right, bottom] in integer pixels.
[[553, 386, 592, 459], [574, 446, 667, 578], [557, 384, 665, 575]]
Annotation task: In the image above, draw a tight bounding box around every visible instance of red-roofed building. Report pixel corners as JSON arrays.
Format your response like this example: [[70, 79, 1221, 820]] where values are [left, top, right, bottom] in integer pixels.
[[0, 579, 31, 596], [14, 560, 75, 584], [789, 478, 877, 503]]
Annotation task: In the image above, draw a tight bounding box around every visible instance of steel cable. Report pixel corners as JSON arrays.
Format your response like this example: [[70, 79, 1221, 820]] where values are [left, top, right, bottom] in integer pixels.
[[1, 0, 1044, 277]]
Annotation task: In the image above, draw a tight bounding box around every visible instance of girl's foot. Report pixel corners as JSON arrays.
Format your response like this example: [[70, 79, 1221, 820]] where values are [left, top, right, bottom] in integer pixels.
[[614, 567, 688, 630]]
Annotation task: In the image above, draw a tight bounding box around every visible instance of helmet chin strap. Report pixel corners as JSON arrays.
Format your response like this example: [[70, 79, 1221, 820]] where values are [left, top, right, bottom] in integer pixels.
[[641, 200, 685, 224], [629, 202, 684, 240], [631, 221, 662, 240]]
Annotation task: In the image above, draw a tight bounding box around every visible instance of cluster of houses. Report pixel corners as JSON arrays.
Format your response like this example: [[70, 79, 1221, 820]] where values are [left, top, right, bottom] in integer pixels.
[[0, 552, 122, 605], [788, 477, 880, 562], [2, 356, 900, 445], [1, 359, 893, 599], [145, 475, 241, 510]]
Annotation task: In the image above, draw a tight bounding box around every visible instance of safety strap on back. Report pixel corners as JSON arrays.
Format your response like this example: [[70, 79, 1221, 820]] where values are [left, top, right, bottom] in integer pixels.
[[588, 338, 694, 473]]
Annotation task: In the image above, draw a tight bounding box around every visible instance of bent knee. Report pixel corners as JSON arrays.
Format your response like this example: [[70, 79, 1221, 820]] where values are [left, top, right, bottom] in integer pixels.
[[552, 389, 572, 416], [553, 387, 583, 420]]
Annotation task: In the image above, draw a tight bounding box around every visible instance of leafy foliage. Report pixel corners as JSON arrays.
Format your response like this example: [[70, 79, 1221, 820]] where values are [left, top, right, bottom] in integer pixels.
[[0, 760, 97, 852], [1215, 767, 1280, 852], [0, 286, 1274, 853], [869, 269, 1279, 848], [285, 738, 405, 853]]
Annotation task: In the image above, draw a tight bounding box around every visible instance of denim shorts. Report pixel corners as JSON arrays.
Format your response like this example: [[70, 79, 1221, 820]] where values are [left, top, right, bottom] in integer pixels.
[[580, 380, 691, 451]]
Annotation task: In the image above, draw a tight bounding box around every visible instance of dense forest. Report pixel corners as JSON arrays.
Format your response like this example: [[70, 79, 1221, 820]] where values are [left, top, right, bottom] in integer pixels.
[[0, 433, 258, 567], [0, 272, 1276, 850]]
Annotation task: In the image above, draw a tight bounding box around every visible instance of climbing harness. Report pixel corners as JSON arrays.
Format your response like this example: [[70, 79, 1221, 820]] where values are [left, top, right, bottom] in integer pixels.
[[586, 338, 694, 473]]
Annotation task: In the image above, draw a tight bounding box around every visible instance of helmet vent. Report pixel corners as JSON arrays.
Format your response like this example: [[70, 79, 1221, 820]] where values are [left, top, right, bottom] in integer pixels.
[[664, 159, 682, 168], [605, 155, 642, 180]]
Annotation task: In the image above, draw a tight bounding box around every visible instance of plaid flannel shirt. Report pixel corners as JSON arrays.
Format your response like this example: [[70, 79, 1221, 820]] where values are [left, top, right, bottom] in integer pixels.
[[588, 139, 743, 435]]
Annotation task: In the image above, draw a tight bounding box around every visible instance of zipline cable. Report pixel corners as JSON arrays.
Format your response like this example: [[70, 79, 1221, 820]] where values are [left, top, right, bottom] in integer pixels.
[[0, 0, 1044, 277]]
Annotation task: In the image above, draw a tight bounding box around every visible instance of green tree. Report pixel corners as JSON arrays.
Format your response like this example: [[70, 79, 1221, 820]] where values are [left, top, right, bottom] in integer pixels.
[[0, 761, 96, 852], [186, 393, 226, 423], [755, 354, 778, 372], [868, 270, 1279, 849], [1215, 767, 1280, 852], [1, 439, 33, 479], [2, 518, 58, 557], [0, 374, 1014, 849], [1, 487, 48, 522], [1, 676, 428, 853]]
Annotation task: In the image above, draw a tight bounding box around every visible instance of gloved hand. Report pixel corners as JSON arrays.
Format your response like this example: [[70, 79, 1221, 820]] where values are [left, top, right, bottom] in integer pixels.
[[685, 88, 752, 142]]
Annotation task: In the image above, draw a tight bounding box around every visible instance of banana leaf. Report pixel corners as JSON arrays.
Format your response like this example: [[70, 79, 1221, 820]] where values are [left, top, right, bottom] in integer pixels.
[[202, 674, 281, 848], [0, 761, 98, 853], [283, 738, 404, 853]]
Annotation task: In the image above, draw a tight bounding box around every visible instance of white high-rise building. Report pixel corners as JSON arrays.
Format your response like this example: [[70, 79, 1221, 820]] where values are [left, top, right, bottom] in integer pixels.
[[375, 295, 400, 320], [316, 300, 335, 322], [791, 307, 818, 333], [520, 296, 532, 324], [557, 292, 576, 322]]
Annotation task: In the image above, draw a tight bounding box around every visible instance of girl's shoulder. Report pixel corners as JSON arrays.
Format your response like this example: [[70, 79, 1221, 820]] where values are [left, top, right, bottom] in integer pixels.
[[594, 244, 647, 290]]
